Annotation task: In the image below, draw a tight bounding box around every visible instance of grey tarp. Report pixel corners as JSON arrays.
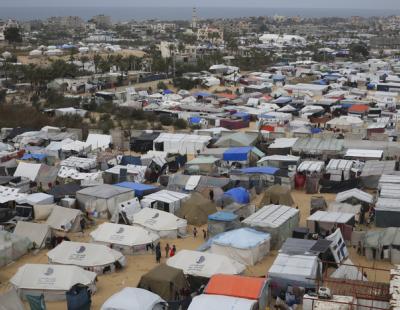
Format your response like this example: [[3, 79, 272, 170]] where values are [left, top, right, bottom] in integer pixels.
[[0, 289, 25, 310], [176, 192, 217, 226], [0, 231, 32, 267]]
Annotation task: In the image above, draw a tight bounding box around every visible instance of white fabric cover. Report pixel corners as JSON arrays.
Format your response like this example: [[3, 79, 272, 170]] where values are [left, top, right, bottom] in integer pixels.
[[101, 287, 165, 310], [14, 162, 41, 181], [13, 221, 50, 248], [188, 294, 256, 310], [46, 205, 82, 232], [47, 241, 125, 267], [0, 289, 24, 310], [166, 249, 245, 278], [86, 133, 112, 150]]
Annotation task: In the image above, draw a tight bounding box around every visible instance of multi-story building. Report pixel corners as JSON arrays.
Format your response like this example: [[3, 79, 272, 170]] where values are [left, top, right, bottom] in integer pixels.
[[197, 26, 224, 45]]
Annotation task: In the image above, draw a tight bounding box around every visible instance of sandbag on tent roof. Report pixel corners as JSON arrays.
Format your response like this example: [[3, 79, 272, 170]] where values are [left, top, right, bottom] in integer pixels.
[[101, 287, 165, 310], [47, 241, 125, 273], [166, 249, 245, 278], [90, 222, 159, 254], [0, 289, 25, 310], [10, 264, 97, 301], [46, 205, 82, 232], [133, 207, 186, 238], [223, 187, 250, 204], [138, 264, 189, 302], [176, 192, 217, 226], [260, 185, 294, 206], [13, 221, 51, 249], [188, 294, 257, 310], [209, 228, 270, 266], [0, 231, 32, 267]]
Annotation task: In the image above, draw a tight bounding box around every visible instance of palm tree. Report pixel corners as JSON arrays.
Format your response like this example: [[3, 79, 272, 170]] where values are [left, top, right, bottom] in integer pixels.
[[93, 54, 102, 74]]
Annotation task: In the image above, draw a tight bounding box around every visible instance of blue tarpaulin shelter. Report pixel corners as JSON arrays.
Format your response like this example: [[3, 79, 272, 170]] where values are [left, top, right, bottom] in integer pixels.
[[208, 211, 238, 222], [189, 117, 202, 124], [311, 128, 323, 134], [163, 89, 173, 95], [223, 187, 250, 204], [193, 91, 212, 98], [238, 166, 279, 175], [115, 182, 159, 198], [223, 146, 252, 161], [232, 112, 250, 122], [120, 156, 141, 166], [21, 153, 47, 161]]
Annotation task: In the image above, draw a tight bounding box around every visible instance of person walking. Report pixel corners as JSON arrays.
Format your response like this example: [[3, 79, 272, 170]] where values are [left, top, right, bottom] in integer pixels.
[[193, 227, 197, 238], [165, 243, 170, 258], [202, 229, 207, 240], [170, 245, 176, 257], [155, 242, 161, 263], [209, 189, 214, 201]]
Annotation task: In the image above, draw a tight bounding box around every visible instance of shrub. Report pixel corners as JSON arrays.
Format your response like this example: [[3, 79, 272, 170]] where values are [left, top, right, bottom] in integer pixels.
[[159, 114, 173, 126], [173, 118, 188, 130]]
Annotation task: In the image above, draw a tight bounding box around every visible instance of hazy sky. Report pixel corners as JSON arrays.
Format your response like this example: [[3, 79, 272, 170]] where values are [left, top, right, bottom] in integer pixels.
[[1, 0, 399, 8]]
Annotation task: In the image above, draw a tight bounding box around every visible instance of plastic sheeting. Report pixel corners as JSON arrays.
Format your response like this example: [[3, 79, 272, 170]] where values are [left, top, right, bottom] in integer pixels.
[[0, 231, 32, 267]]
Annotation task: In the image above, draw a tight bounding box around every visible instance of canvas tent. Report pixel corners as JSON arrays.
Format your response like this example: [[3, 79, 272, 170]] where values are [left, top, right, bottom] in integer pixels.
[[166, 249, 246, 278], [115, 182, 160, 198], [260, 185, 294, 206], [361, 160, 396, 189], [0, 289, 25, 310], [14, 162, 41, 181], [375, 198, 400, 228], [86, 133, 112, 150], [176, 192, 217, 226], [10, 264, 97, 301], [0, 231, 32, 267], [46, 205, 82, 232], [47, 241, 125, 273], [153, 133, 211, 155], [133, 207, 187, 238], [214, 132, 257, 147], [140, 190, 189, 214], [13, 221, 51, 249], [307, 211, 355, 238], [138, 264, 189, 302], [208, 211, 240, 237], [188, 294, 257, 310], [101, 287, 165, 310], [242, 205, 299, 250], [76, 184, 134, 218], [90, 222, 159, 254], [209, 228, 270, 266]]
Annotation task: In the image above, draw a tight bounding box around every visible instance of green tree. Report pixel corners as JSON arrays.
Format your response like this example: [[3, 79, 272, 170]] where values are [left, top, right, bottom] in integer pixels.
[[173, 118, 188, 130], [0, 89, 6, 104], [349, 43, 369, 59], [159, 114, 173, 126], [4, 27, 22, 46]]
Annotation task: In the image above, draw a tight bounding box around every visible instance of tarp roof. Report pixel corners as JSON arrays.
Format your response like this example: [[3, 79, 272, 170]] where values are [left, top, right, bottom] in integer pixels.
[[307, 210, 354, 224], [86, 133, 112, 150], [46, 205, 81, 231], [133, 207, 182, 231], [223, 187, 250, 204], [14, 162, 41, 181], [188, 294, 256, 310], [101, 287, 165, 310], [115, 182, 159, 197], [237, 166, 279, 175], [335, 188, 373, 204], [208, 211, 238, 222], [243, 204, 299, 229], [211, 228, 270, 249], [293, 137, 344, 155], [13, 221, 50, 248], [215, 133, 257, 148], [77, 184, 133, 199], [345, 149, 383, 159], [0, 289, 24, 310]]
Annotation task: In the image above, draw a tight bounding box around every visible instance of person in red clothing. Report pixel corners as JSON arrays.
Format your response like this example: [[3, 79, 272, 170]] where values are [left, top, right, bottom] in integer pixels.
[[170, 245, 176, 257]]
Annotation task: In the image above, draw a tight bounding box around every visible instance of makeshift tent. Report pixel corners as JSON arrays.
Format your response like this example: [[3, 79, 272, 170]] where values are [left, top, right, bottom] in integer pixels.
[[16, 192, 54, 206], [185, 156, 219, 174], [335, 188, 373, 205], [101, 287, 165, 310], [47, 241, 125, 273], [223, 147, 253, 162], [130, 131, 161, 153], [137, 264, 189, 301], [361, 161, 396, 189], [325, 159, 356, 182], [46, 205, 82, 232], [242, 205, 299, 250], [188, 294, 257, 310], [133, 207, 187, 238], [307, 211, 355, 239], [167, 249, 245, 278], [33, 204, 54, 220], [222, 187, 250, 204], [14, 162, 41, 181], [76, 184, 134, 218], [47, 183, 82, 200], [90, 222, 159, 254], [140, 190, 189, 214], [0, 289, 25, 310], [260, 185, 294, 206], [86, 133, 112, 150], [208, 211, 240, 237], [375, 198, 400, 228], [176, 192, 217, 226], [0, 231, 32, 267], [204, 275, 268, 310], [153, 133, 211, 155], [13, 221, 51, 249], [115, 182, 159, 198], [209, 228, 270, 266], [214, 132, 257, 147], [10, 264, 97, 301], [268, 253, 321, 294]]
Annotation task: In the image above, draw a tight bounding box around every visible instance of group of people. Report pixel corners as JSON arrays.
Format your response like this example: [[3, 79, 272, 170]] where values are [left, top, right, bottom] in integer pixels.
[[192, 227, 207, 239], [155, 242, 176, 263]]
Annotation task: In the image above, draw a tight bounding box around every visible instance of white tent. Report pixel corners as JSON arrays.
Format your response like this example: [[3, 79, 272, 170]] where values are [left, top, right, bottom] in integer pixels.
[[46, 205, 82, 232], [0, 186, 26, 204], [16, 192, 54, 206], [335, 188, 373, 204], [307, 211, 355, 234], [86, 133, 112, 150], [90, 222, 159, 255], [101, 287, 165, 310], [47, 241, 125, 273], [10, 264, 97, 301], [153, 133, 211, 155], [166, 250, 245, 278], [14, 162, 41, 181], [13, 221, 51, 249], [188, 294, 256, 310], [140, 190, 190, 214], [76, 184, 134, 218], [209, 228, 270, 266], [133, 207, 187, 238]]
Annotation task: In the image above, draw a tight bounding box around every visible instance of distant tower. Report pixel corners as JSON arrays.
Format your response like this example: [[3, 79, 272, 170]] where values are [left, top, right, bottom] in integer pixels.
[[192, 7, 197, 29]]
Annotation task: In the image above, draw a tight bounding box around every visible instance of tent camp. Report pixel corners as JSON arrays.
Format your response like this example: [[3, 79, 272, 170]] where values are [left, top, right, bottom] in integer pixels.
[[138, 264, 189, 302], [0, 231, 32, 267], [209, 228, 270, 266], [13, 221, 51, 249], [260, 185, 294, 206], [140, 190, 189, 214], [133, 207, 187, 238], [167, 249, 245, 279], [189, 294, 257, 310], [242, 205, 299, 250], [268, 253, 321, 295], [10, 264, 97, 301], [176, 192, 217, 226], [101, 287, 165, 310], [0, 289, 25, 310], [46, 205, 82, 232], [90, 222, 159, 254], [76, 184, 134, 218], [47, 241, 126, 273]]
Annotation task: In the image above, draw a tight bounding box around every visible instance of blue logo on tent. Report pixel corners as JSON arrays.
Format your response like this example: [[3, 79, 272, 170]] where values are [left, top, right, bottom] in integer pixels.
[[152, 213, 159, 219], [44, 267, 54, 276], [76, 246, 86, 254], [116, 227, 124, 234], [196, 256, 205, 264]]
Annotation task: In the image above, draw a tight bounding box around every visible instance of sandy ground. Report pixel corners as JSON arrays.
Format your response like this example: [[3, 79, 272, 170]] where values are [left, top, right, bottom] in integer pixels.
[[0, 190, 393, 309]]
